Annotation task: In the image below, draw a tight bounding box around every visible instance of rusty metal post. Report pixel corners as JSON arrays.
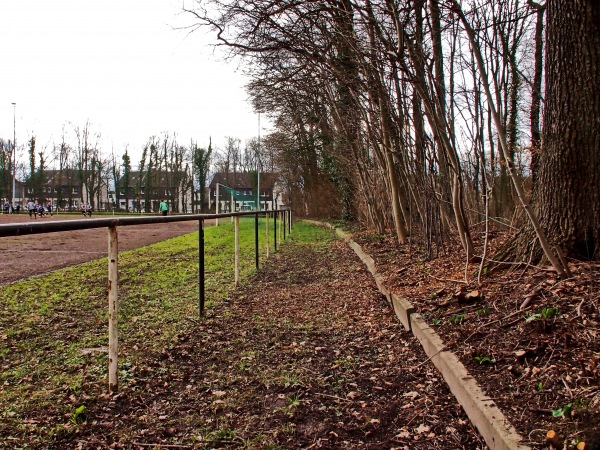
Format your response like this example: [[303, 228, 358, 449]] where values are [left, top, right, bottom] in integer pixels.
[[199, 219, 205, 317], [234, 215, 240, 286], [108, 225, 119, 393]]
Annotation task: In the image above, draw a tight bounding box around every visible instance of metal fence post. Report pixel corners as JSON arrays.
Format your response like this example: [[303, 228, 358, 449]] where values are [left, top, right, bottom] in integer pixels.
[[108, 225, 119, 393], [199, 219, 205, 317], [283, 210, 287, 240], [234, 215, 240, 286], [254, 212, 259, 270], [274, 211, 278, 252], [266, 211, 270, 258]]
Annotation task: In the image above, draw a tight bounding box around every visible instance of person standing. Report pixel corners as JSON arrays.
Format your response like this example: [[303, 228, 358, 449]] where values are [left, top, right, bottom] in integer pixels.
[[27, 200, 36, 219], [159, 200, 169, 216]]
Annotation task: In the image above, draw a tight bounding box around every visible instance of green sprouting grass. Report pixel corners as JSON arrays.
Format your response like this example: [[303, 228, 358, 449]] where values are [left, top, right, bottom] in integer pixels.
[[0, 218, 338, 437]]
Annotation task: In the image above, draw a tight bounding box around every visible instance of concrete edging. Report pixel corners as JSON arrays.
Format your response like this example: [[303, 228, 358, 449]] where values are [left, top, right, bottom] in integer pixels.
[[307, 221, 530, 450]]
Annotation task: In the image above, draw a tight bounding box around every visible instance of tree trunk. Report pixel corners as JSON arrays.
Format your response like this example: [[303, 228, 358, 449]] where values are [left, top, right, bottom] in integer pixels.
[[529, 2, 545, 182], [535, 0, 600, 259]]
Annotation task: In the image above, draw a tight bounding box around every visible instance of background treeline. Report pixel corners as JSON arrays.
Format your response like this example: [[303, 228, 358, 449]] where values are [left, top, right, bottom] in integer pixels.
[[0, 123, 278, 213], [186, 0, 599, 267]]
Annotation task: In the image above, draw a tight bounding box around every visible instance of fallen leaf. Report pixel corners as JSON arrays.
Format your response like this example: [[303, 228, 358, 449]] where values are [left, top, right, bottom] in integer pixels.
[[416, 423, 430, 434]]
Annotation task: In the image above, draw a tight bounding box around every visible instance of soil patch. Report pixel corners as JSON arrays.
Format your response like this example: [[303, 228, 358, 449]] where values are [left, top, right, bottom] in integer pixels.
[[0, 214, 204, 286]]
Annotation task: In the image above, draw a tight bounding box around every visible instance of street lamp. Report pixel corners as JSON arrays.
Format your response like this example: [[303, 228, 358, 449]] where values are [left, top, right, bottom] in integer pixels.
[[256, 112, 261, 212], [11, 102, 16, 210]]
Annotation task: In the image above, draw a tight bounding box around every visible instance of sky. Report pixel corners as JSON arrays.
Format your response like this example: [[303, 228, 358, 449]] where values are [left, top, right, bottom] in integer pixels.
[[0, 0, 265, 166]]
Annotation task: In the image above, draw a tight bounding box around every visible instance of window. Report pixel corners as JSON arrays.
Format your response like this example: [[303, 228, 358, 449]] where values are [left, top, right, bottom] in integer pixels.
[[72, 187, 79, 194]]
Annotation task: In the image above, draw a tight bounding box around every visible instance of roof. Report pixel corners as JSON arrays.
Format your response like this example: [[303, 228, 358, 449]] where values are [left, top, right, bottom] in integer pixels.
[[42, 169, 82, 186], [116, 170, 188, 188], [209, 172, 279, 190]]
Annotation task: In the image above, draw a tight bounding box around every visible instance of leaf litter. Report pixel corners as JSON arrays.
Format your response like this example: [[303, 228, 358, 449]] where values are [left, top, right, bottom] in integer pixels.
[[1, 228, 488, 449]]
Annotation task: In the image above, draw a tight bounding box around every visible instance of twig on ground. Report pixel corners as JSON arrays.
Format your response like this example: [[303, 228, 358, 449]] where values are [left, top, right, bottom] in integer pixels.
[[132, 443, 192, 449], [428, 274, 468, 284], [315, 392, 352, 403], [410, 340, 457, 370]]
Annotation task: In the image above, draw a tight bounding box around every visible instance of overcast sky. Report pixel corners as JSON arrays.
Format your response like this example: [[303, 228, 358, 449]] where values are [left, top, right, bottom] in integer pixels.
[[0, 0, 264, 166]]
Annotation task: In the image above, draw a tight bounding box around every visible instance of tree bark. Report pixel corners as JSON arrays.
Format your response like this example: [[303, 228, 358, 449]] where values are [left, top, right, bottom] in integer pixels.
[[536, 0, 600, 260]]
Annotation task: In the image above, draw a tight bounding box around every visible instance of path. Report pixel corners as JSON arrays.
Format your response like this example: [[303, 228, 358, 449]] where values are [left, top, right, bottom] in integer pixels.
[[54, 230, 487, 449]]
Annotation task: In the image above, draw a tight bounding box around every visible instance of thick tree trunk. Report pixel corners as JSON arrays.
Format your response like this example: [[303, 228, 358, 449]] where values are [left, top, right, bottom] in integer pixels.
[[535, 0, 600, 259], [529, 3, 545, 182]]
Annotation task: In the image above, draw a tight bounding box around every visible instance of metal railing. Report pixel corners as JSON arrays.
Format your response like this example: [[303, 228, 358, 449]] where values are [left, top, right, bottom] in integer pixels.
[[0, 208, 292, 392]]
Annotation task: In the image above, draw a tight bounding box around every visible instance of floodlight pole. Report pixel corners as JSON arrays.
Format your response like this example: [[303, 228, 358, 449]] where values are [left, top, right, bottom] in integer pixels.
[[11, 102, 16, 209], [256, 112, 261, 212]]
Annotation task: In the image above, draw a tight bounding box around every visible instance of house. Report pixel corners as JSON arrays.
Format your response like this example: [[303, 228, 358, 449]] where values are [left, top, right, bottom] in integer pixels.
[[116, 170, 193, 213], [0, 169, 26, 207], [24, 169, 109, 211], [208, 172, 285, 212]]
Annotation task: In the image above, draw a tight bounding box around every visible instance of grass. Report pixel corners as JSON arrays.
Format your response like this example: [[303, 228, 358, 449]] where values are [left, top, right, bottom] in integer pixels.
[[0, 217, 333, 442]]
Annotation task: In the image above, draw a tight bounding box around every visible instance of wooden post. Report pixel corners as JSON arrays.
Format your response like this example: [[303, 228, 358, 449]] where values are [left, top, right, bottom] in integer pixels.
[[230, 193, 234, 223], [108, 225, 119, 393], [234, 215, 240, 286], [215, 183, 219, 226]]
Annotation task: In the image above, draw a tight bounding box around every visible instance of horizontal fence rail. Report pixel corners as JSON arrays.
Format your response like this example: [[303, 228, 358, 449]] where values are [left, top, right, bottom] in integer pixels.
[[0, 208, 292, 393]]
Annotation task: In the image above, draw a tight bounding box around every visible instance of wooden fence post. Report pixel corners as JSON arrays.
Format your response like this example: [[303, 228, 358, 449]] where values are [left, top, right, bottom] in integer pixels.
[[215, 183, 220, 226], [108, 225, 119, 393]]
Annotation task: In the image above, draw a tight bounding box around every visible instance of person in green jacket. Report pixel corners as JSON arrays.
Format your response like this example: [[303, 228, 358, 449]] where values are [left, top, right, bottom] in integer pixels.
[[159, 200, 169, 216]]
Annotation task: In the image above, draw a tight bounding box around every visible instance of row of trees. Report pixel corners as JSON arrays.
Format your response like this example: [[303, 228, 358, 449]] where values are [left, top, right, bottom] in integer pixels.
[[186, 0, 600, 267], [0, 122, 272, 213]]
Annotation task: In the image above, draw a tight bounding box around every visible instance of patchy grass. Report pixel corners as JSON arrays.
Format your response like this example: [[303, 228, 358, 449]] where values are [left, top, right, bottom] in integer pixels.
[[0, 221, 485, 449], [0, 218, 282, 445]]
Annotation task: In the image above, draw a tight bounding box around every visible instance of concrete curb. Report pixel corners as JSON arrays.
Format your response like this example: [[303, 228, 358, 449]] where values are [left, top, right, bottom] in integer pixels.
[[307, 221, 530, 450]]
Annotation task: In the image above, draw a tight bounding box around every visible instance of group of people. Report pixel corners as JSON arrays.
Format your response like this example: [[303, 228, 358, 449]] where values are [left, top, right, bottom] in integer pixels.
[[80, 202, 93, 218], [26, 200, 53, 219], [2, 201, 20, 214]]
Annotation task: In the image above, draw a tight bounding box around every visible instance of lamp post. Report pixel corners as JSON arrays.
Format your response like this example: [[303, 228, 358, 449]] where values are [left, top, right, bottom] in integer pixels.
[[256, 112, 261, 212], [11, 102, 16, 211]]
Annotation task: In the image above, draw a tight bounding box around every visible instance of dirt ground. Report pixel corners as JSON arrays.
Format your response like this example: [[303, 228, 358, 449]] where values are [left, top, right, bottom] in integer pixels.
[[0, 213, 204, 286], [353, 230, 600, 449]]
